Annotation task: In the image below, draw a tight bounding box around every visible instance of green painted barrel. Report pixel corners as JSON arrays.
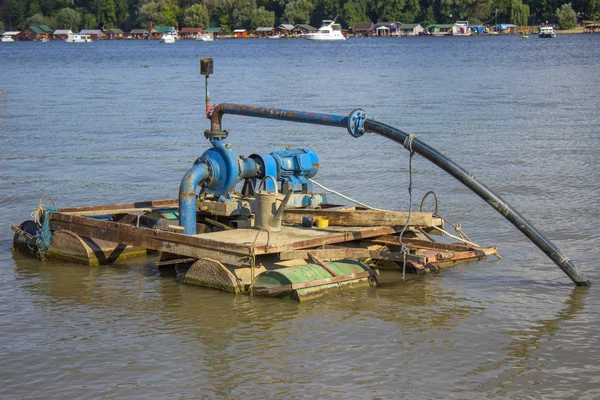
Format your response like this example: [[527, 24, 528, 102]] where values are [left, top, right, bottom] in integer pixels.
[[253, 259, 374, 301]]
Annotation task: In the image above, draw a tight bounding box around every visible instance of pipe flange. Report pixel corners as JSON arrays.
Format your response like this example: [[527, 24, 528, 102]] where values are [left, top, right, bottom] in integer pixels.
[[347, 109, 369, 138], [204, 129, 228, 140]]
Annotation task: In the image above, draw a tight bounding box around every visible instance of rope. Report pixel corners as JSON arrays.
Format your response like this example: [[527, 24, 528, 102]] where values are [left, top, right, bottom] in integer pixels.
[[308, 179, 387, 211], [429, 226, 482, 248], [399, 134, 416, 281], [30, 194, 59, 260]]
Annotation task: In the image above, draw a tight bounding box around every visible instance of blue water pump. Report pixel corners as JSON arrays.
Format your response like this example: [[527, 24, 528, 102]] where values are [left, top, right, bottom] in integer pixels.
[[179, 138, 319, 235]]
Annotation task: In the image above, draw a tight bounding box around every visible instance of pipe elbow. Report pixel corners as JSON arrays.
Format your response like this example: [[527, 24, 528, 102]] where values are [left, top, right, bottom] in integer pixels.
[[179, 163, 209, 235]]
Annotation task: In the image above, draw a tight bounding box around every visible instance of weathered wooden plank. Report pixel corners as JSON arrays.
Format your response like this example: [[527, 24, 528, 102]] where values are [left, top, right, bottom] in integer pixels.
[[282, 209, 434, 227], [307, 251, 339, 277], [59, 199, 179, 214], [252, 226, 398, 255], [369, 235, 482, 252], [49, 212, 252, 255]]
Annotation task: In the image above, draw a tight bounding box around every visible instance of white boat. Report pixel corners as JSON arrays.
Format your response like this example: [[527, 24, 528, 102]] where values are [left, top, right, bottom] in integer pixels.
[[66, 34, 93, 43], [160, 31, 177, 43], [267, 33, 281, 39], [304, 20, 346, 41], [452, 21, 472, 36], [196, 32, 214, 42], [539, 26, 556, 38], [1, 31, 20, 42]]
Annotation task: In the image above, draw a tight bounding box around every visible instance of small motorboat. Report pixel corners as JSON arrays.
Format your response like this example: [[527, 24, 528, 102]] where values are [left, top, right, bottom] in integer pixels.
[[160, 31, 177, 44], [65, 34, 93, 43], [196, 32, 214, 42], [1, 33, 16, 42], [539, 26, 556, 38], [304, 20, 346, 41]]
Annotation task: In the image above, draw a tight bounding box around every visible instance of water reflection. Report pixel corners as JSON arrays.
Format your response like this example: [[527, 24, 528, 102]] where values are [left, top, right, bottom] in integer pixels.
[[468, 287, 593, 397]]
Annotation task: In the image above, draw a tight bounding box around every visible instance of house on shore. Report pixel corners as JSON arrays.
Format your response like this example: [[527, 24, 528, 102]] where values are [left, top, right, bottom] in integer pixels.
[[206, 27, 225, 38], [129, 29, 148, 39], [374, 22, 402, 36], [180, 28, 204, 39], [277, 24, 294, 36], [399, 23, 424, 36], [353, 22, 374, 37], [19, 25, 53, 40], [80, 29, 104, 40], [294, 24, 317, 36], [255, 27, 276, 37], [233, 29, 247, 38], [105, 28, 124, 39], [53, 29, 72, 40]]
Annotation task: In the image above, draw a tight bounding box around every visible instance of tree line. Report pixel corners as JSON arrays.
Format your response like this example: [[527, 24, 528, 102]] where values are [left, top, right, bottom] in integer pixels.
[[1, 0, 598, 33]]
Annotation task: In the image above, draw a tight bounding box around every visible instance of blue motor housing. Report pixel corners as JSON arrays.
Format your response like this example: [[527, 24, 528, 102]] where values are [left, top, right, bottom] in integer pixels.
[[250, 149, 319, 188]]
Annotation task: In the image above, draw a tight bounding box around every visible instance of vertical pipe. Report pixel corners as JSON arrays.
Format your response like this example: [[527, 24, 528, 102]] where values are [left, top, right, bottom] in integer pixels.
[[179, 163, 208, 235]]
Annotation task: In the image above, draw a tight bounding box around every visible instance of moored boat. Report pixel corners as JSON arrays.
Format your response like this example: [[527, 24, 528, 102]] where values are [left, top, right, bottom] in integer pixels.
[[1, 31, 20, 42], [452, 21, 472, 36], [160, 31, 177, 43], [65, 34, 93, 43], [539, 26, 556, 38], [304, 20, 346, 41], [196, 32, 214, 42]]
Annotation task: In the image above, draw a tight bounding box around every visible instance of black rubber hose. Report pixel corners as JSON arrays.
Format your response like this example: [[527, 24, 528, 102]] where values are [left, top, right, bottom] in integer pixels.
[[364, 119, 590, 286]]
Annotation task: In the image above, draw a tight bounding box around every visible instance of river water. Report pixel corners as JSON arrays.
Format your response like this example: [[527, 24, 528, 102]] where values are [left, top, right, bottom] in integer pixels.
[[1, 35, 599, 398]]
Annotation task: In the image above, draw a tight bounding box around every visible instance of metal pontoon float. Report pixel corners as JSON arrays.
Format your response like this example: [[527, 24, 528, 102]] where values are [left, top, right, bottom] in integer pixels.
[[12, 58, 589, 301]]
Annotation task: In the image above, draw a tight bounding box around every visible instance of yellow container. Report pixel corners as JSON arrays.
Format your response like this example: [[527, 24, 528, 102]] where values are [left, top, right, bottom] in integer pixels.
[[315, 217, 329, 228]]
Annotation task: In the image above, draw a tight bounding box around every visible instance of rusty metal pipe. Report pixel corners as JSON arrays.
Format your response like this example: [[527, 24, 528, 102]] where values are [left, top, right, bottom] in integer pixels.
[[209, 103, 348, 133], [206, 102, 590, 287]]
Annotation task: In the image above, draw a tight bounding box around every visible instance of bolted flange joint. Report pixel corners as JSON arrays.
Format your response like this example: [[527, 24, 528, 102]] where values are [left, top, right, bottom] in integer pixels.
[[347, 109, 369, 138]]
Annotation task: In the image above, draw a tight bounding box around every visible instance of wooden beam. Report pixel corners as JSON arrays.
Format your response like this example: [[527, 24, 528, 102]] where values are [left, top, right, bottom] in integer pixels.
[[307, 251, 339, 276], [282, 209, 434, 227], [49, 212, 252, 266], [252, 226, 397, 255], [59, 199, 179, 215]]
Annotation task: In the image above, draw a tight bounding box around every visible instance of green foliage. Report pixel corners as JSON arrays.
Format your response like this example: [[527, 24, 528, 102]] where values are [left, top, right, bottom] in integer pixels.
[[161, 0, 181, 26], [556, 2, 576, 27], [283, 0, 314, 24], [97, 0, 117, 26], [231, 0, 253, 28], [0, 20, 5, 31], [56, 7, 81, 29], [340, 0, 367, 27], [0, 0, 598, 32], [252, 6, 274, 27], [509, 0, 529, 25], [421, 6, 435, 26], [371, 0, 420, 22], [182, 3, 209, 27], [82, 12, 98, 28], [138, 0, 180, 27], [26, 12, 55, 27], [590, 0, 600, 18]]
